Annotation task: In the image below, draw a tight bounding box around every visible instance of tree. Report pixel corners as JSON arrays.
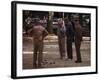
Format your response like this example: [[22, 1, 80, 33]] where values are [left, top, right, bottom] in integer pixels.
[[47, 12, 54, 34]]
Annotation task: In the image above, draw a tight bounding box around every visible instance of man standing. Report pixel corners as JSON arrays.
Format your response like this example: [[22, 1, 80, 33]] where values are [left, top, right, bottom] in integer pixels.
[[73, 16, 82, 63], [28, 18, 48, 68], [65, 18, 75, 60], [57, 18, 66, 60]]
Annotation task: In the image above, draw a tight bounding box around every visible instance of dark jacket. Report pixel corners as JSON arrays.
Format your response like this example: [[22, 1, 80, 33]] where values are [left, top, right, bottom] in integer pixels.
[[74, 24, 82, 41], [65, 22, 75, 41]]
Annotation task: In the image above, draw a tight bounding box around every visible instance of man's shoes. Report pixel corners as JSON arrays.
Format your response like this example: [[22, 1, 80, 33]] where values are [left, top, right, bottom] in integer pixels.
[[75, 60, 82, 63], [65, 58, 73, 61]]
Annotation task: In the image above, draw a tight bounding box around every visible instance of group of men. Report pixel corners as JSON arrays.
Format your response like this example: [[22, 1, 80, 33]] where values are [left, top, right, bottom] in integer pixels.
[[58, 16, 82, 64], [27, 15, 82, 68]]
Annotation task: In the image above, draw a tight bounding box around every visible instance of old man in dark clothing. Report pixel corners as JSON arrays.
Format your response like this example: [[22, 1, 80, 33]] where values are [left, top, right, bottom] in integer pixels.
[[73, 15, 82, 63], [65, 18, 75, 60]]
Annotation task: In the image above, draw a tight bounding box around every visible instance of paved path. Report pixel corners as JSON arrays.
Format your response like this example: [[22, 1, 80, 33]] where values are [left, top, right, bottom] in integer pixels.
[[23, 36, 90, 69]]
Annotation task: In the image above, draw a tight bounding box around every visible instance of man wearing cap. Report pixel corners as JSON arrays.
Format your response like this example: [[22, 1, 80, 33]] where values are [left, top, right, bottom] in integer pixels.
[[73, 15, 82, 63]]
